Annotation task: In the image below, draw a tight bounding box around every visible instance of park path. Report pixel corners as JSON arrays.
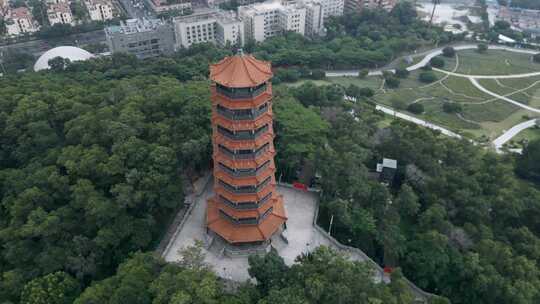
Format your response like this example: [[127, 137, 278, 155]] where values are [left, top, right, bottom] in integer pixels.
[[344, 43, 540, 150], [492, 119, 537, 152], [375, 104, 462, 139], [325, 44, 539, 77]]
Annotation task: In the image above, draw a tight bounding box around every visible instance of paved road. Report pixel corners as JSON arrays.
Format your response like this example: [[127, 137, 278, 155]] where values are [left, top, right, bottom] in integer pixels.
[[326, 44, 539, 77], [376, 104, 462, 139], [492, 119, 537, 152], [469, 78, 540, 114]]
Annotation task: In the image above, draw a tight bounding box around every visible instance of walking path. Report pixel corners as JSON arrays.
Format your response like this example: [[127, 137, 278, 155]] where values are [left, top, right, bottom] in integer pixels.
[[376, 104, 462, 139], [492, 119, 537, 152], [334, 44, 540, 149], [326, 44, 539, 77]]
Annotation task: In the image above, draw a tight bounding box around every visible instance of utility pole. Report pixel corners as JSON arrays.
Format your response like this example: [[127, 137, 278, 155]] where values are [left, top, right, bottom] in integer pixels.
[[328, 214, 334, 236]]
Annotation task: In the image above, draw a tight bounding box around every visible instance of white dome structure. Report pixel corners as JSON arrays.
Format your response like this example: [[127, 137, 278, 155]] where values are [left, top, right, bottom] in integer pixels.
[[34, 46, 95, 71]]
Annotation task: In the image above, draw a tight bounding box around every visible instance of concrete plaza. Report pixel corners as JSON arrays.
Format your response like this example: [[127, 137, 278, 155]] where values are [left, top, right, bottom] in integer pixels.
[[162, 181, 383, 282]]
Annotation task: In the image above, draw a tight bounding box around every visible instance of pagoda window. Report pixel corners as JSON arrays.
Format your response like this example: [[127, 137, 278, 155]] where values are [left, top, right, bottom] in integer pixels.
[[215, 82, 267, 99]]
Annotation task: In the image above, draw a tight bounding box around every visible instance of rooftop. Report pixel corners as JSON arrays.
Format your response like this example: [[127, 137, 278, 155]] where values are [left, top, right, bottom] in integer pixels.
[[210, 54, 273, 88], [106, 18, 165, 35], [10, 7, 31, 19], [48, 2, 71, 14]]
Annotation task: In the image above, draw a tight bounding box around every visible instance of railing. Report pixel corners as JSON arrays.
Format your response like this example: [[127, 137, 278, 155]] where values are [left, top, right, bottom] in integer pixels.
[[218, 161, 271, 178], [217, 103, 269, 121], [218, 143, 270, 160], [219, 192, 272, 210], [216, 84, 267, 100], [218, 177, 271, 194], [217, 124, 269, 140]]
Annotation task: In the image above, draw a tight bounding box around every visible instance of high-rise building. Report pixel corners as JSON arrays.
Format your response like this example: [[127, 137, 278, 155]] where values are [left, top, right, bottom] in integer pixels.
[[345, 0, 396, 15], [173, 9, 244, 49], [206, 53, 287, 245], [239, 1, 305, 42], [105, 19, 175, 59], [302, 0, 325, 36], [85, 0, 114, 21]]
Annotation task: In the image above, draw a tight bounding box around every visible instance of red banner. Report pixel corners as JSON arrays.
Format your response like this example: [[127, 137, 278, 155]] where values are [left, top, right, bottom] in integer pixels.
[[293, 182, 308, 191]]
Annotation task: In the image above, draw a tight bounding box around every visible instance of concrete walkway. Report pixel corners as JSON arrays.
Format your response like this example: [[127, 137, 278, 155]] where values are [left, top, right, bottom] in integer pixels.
[[163, 184, 381, 282], [375, 104, 462, 139], [326, 44, 539, 77], [492, 119, 537, 152]]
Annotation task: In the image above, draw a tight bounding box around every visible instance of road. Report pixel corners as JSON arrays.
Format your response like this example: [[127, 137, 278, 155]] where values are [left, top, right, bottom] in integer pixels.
[[492, 119, 537, 152], [118, 0, 155, 19], [375, 104, 462, 139], [0, 30, 106, 57], [326, 44, 540, 77], [336, 44, 540, 150]]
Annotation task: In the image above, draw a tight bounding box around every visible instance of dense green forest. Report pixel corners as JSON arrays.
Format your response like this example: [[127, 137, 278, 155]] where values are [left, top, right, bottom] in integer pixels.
[[2, 3, 539, 303]]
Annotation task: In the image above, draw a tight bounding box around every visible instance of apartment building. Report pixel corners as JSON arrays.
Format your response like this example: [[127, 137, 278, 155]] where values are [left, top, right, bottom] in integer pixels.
[[315, 0, 343, 18], [174, 9, 244, 48], [345, 0, 396, 15], [239, 1, 305, 42], [105, 18, 175, 59], [301, 0, 324, 36], [86, 0, 114, 21], [47, 2, 74, 25], [5, 7, 39, 36]]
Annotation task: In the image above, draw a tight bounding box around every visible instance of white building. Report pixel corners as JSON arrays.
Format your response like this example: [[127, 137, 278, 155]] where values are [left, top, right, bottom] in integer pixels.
[[85, 0, 114, 21], [47, 3, 74, 25], [301, 0, 324, 36], [239, 1, 305, 42], [174, 9, 244, 48], [5, 7, 39, 36], [312, 0, 343, 18]]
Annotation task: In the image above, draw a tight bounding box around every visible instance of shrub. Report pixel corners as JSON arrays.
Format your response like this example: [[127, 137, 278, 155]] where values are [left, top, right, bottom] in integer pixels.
[[385, 77, 400, 88], [418, 71, 438, 83], [477, 43, 488, 53], [430, 57, 445, 68], [442, 46, 455, 57], [311, 69, 326, 80], [442, 102, 462, 113], [382, 70, 394, 80], [391, 97, 407, 110], [358, 69, 369, 78], [359, 87, 374, 97], [421, 64, 432, 71], [407, 103, 425, 114], [395, 68, 410, 78]]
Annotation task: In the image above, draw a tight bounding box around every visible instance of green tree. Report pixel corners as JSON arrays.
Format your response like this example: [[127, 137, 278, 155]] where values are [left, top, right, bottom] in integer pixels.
[[21, 272, 80, 304], [419, 71, 438, 83], [248, 249, 288, 295], [429, 57, 445, 68], [477, 43, 488, 53], [516, 138, 540, 182], [442, 46, 455, 57]]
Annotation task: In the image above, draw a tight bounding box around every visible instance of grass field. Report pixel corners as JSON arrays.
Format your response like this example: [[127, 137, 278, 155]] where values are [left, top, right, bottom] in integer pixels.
[[442, 49, 540, 75]]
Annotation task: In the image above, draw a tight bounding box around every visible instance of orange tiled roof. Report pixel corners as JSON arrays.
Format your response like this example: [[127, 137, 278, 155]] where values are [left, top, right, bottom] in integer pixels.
[[207, 196, 286, 243], [210, 55, 272, 88]]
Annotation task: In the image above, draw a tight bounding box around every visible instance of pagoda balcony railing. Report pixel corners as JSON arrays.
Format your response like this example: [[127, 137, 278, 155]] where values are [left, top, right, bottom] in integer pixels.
[[218, 143, 269, 160], [217, 124, 269, 140], [218, 160, 270, 178], [216, 83, 267, 100], [219, 206, 274, 225], [218, 177, 271, 194], [219, 192, 272, 210], [217, 103, 269, 121]]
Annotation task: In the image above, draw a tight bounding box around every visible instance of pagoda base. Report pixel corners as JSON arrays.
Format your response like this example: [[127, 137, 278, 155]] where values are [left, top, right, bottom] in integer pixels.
[[206, 195, 287, 245]]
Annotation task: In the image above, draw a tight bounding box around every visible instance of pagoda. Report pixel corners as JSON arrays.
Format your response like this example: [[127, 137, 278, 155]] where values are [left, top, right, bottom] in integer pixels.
[[206, 52, 287, 245]]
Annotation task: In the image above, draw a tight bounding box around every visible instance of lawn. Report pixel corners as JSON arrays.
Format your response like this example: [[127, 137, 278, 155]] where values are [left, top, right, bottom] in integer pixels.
[[441, 49, 540, 75]]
